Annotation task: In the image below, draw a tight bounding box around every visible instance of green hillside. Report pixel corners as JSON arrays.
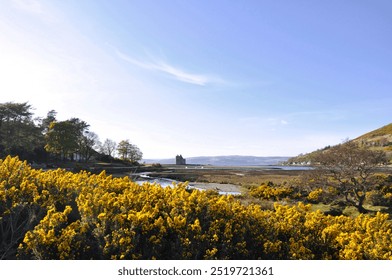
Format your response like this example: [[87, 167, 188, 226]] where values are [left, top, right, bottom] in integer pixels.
[[287, 123, 392, 164]]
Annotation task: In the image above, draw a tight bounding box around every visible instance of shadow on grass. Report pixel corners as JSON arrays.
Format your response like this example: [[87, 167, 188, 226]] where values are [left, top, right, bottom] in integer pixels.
[[310, 203, 392, 219]]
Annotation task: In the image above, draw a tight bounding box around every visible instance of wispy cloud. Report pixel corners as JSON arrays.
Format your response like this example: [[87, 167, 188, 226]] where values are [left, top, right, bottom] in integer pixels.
[[115, 49, 221, 86]]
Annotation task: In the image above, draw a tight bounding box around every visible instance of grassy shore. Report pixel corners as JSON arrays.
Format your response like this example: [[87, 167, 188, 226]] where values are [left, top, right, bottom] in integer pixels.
[[145, 165, 305, 186]]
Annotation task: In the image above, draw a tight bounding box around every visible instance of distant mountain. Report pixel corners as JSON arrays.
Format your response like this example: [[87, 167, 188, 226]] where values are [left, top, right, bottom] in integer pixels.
[[143, 155, 290, 166], [287, 123, 392, 164]]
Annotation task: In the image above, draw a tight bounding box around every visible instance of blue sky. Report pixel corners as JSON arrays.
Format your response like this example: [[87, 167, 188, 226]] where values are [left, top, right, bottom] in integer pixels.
[[1, 0, 391, 159]]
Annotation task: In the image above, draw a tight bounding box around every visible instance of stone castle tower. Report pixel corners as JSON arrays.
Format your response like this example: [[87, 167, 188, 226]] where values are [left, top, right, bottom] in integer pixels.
[[176, 154, 186, 165]]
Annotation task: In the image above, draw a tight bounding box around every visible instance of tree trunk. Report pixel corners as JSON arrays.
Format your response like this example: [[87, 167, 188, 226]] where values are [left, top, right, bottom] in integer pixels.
[[356, 193, 367, 213]]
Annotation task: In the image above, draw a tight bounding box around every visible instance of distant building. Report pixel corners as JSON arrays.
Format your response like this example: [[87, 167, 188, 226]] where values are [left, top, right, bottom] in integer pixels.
[[176, 154, 186, 165]]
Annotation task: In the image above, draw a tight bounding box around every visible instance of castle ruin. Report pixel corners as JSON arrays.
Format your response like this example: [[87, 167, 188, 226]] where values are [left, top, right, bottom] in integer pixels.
[[176, 154, 186, 165]]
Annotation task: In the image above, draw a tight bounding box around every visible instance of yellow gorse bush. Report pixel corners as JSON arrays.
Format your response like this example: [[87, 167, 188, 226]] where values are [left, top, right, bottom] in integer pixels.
[[249, 183, 294, 200], [307, 188, 323, 202], [1, 156, 392, 259]]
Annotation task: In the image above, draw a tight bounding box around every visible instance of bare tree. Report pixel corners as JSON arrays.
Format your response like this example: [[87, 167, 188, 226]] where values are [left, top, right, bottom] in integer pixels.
[[311, 141, 387, 213], [78, 131, 100, 162], [99, 139, 117, 159], [128, 144, 143, 163]]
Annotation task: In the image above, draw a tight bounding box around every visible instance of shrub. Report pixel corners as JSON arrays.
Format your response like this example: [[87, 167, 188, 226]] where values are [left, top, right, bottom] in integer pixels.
[[307, 188, 323, 203], [249, 184, 293, 201]]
